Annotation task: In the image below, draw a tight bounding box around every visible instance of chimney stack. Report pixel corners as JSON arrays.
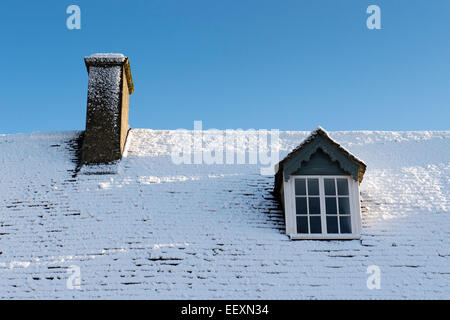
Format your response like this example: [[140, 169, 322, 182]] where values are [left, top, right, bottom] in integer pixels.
[[82, 53, 134, 164]]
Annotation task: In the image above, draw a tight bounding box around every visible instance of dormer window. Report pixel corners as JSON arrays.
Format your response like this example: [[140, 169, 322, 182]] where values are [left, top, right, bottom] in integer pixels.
[[290, 175, 359, 239], [274, 127, 367, 240]]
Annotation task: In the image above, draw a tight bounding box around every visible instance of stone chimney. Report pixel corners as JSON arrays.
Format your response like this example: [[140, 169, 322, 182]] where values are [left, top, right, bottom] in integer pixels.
[[82, 53, 134, 164]]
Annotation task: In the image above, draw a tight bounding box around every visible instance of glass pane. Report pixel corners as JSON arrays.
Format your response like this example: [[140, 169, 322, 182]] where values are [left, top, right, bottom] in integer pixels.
[[308, 197, 321, 214], [326, 216, 338, 233], [297, 216, 308, 233], [337, 178, 349, 195], [339, 216, 352, 233], [338, 197, 351, 214], [324, 178, 336, 195], [295, 179, 306, 196], [310, 216, 322, 234], [296, 197, 307, 215], [325, 197, 337, 214], [307, 179, 319, 195]]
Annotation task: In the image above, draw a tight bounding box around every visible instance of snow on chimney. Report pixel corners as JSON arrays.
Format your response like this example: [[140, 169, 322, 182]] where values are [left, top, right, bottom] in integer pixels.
[[82, 53, 134, 164]]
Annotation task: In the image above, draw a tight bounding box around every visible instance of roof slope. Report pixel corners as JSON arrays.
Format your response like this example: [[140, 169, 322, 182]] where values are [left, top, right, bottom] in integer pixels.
[[0, 129, 449, 299]]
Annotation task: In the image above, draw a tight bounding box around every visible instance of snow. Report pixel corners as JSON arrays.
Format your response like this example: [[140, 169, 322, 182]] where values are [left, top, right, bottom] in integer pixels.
[[276, 126, 366, 176], [88, 53, 125, 58], [85, 53, 127, 64], [0, 129, 448, 299]]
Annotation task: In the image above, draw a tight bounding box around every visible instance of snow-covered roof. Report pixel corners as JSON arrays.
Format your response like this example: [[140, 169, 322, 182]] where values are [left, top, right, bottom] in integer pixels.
[[274, 127, 367, 194], [284, 126, 367, 167], [0, 129, 449, 299]]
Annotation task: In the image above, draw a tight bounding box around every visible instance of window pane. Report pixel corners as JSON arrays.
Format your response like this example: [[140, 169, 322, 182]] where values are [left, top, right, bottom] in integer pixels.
[[339, 216, 352, 233], [310, 216, 322, 234], [308, 197, 321, 214], [307, 179, 319, 195], [295, 179, 306, 196], [296, 197, 307, 215], [337, 178, 349, 195], [326, 216, 338, 233], [325, 197, 337, 214], [338, 197, 351, 214], [324, 178, 336, 195], [297, 216, 308, 233]]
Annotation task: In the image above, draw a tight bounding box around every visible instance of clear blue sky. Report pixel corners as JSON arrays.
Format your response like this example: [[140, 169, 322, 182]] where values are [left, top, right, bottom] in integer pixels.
[[0, 0, 449, 133]]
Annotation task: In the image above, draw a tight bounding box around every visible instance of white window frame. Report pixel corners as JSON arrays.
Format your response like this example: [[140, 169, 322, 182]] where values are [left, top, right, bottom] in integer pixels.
[[283, 174, 362, 240]]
